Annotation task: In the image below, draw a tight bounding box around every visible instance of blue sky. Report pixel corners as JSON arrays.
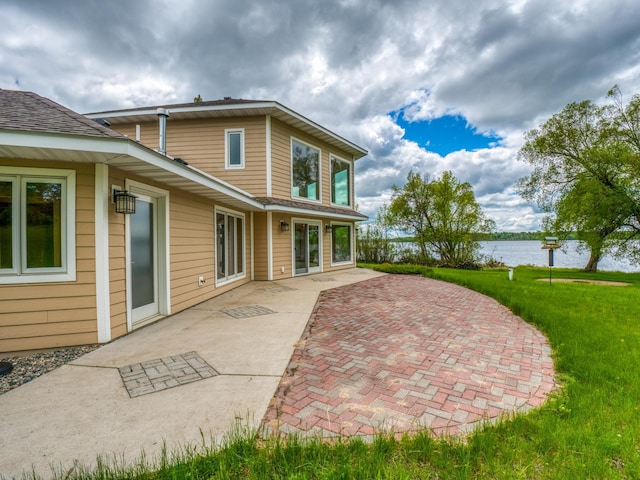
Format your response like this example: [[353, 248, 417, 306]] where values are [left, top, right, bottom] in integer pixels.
[[2, 0, 639, 231], [393, 112, 502, 156]]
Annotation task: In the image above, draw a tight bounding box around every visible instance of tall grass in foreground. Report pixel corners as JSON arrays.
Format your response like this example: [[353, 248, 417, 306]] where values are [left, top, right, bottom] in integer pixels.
[[29, 266, 640, 479]]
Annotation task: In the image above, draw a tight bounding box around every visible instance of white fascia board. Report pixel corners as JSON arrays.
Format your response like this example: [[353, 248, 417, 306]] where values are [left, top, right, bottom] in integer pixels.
[[84, 102, 279, 120], [0, 129, 128, 154]]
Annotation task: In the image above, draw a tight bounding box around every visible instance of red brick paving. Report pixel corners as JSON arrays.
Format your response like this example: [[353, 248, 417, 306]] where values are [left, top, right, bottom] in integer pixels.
[[263, 275, 556, 438]]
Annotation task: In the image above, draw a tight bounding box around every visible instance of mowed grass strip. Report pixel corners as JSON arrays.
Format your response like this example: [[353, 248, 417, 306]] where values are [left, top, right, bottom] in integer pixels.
[[42, 266, 640, 479]]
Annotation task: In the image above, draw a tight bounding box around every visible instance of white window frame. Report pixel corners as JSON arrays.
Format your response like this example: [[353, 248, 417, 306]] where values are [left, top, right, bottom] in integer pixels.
[[330, 222, 354, 266], [291, 137, 321, 203], [225, 128, 245, 169], [214, 206, 246, 286], [330, 154, 352, 207], [0, 166, 76, 284]]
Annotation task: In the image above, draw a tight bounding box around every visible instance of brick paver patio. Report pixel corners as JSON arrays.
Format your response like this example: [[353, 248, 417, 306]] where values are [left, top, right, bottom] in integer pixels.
[[263, 275, 556, 437]]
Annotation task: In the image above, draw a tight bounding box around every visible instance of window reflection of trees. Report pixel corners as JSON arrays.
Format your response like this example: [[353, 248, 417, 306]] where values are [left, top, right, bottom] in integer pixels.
[[292, 141, 319, 200]]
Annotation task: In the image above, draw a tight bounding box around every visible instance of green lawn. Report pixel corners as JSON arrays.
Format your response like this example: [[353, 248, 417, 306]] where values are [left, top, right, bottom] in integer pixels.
[[46, 266, 640, 480]]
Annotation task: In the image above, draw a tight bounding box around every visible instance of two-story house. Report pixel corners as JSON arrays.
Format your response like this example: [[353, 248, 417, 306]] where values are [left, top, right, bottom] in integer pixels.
[[0, 90, 367, 353]]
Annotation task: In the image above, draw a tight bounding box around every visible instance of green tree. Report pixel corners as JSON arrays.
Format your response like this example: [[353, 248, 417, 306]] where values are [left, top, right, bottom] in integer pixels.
[[356, 205, 397, 264], [517, 92, 640, 271], [386, 170, 494, 267]]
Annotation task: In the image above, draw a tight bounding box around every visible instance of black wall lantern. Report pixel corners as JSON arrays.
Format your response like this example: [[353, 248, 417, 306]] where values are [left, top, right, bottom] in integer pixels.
[[280, 220, 290, 232], [325, 224, 332, 234], [113, 189, 137, 214]]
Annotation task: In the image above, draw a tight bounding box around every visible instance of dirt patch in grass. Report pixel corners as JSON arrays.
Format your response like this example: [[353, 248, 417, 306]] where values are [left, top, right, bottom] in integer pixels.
[[537, 278, 631, 286]]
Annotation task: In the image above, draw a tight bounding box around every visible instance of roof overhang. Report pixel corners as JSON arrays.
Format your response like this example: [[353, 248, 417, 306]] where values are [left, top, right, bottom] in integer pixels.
[[0, 129, 264, 212], [256, 197, 367, 222], [0, 130, 369, 222], [86, 101, 368, 160]]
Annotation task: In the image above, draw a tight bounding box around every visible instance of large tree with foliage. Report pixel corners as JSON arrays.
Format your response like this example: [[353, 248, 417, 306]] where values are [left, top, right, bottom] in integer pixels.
[[386, 170, 494, 267], [517, 90, 640, 271]]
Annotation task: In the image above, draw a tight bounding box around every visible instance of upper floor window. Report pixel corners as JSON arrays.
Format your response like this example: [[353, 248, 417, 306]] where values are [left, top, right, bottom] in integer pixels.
[[0, 167, 76, 284], [330, 155, 351, 206], [291, 138, 320, 201], [225, 129, 245, 169]]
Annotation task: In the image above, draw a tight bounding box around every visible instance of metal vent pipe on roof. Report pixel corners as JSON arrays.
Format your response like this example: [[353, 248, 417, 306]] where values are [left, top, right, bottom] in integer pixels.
[[157, 107, 169, 155]]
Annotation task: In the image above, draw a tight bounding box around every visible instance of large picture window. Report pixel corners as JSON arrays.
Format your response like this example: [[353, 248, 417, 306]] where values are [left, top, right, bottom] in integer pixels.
[[330, 156, 351, 206], [331, 224, 352, 264], [225, 129, 244, 169], [291, 138, 320, 201], [0, 167, 75, 284], [216, 208, 245, 284]]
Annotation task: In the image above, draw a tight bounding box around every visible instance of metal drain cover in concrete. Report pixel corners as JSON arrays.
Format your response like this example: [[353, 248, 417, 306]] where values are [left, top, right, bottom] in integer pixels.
[[119, 352, 217, 398], [222, 305, 277, 318], [311, 277, 337, 282]]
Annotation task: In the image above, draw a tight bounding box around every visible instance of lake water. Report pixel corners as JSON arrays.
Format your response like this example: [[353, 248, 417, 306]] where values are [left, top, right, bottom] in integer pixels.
[[479, 240, 639, 272]]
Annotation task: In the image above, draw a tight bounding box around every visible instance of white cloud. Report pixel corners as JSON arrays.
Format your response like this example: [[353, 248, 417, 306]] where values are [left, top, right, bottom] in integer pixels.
[[1, 0, 639, 231]]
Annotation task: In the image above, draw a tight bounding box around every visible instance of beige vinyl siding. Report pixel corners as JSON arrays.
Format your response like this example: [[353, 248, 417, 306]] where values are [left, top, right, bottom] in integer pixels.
[[107, 172, 127, 339], [114, 117, 268, 196], [252, 213, 268, 280], [0, 160, 98, 353], [271, 214, 292, 280], [169, 191, 217, 312], [270, 118, 293, 198]]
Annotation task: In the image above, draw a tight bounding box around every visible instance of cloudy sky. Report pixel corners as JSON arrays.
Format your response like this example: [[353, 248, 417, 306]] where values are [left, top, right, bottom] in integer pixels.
[[2, 0, 640, 231]]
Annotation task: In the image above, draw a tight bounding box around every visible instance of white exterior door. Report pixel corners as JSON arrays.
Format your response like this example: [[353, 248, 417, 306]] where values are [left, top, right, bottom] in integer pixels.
[[129, 193, 159, 325], [125, 181, 170, 330]]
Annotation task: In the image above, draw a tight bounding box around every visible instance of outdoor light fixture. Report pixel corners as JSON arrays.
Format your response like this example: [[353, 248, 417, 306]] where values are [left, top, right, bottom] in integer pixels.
[[280, 220, 290, 232], [113, 189, 137, 214], [325, 224, 332, 234]]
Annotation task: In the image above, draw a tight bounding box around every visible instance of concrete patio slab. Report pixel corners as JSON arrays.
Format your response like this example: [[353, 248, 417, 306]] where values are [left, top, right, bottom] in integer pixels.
[[0, 268, 384, 479]]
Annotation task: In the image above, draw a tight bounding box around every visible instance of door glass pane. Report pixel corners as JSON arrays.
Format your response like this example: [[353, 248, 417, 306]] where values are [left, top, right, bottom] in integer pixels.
[[295, 223, 307, 274], [26, 181, 62, 268], [227, 215, 236, 276], [216, 212, 226, 279], [236, 217, 243, 274], [0, 181, 12, 269], [131, 200, 154, 309], [309, 225, 319, 269]]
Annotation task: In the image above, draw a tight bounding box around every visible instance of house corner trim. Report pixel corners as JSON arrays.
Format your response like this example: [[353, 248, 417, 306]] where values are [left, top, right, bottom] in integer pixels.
[[95, 163, 111, 343]]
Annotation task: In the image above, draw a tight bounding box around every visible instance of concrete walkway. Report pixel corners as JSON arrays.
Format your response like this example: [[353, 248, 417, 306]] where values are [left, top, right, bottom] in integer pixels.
[[0, 269, 383, 479], [0, 269, 556, 479]]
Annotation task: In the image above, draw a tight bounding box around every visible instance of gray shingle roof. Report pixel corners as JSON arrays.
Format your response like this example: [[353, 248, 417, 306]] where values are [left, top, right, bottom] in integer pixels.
[[0, 89, 125, 139]]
